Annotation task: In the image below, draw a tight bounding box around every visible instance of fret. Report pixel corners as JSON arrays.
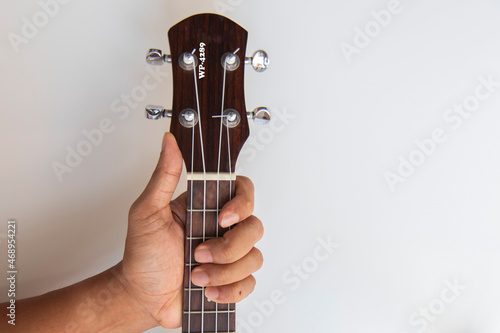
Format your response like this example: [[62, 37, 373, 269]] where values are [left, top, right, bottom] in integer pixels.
[[187, 208, 221, 213], [184, 310, 236, 314], [186, 236, 219, 240], [182, 289, 240, 301]]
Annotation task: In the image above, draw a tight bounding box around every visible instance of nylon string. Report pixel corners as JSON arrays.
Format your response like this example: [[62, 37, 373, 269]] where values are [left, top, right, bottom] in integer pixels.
[[187, 91, 195, 333], [215, 54, 229, 333], [193, 53, 208, 332]]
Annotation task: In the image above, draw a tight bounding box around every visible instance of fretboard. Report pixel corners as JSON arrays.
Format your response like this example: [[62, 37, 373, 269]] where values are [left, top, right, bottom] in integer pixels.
[[183, 176, 236, 333]]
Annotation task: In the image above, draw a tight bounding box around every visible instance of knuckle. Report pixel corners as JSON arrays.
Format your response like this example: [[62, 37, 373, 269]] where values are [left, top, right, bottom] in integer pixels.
[[216, 236, 235, 263], [215, 266, 232, 286], [229, 284, 242, 302], [228, 282, 246, 302], [247, 275, 256, 293], [237, 175, 252, 188], [248, 217, 264, 240], [235, 276, 256, 303], [251, 247, 264, 270], [237, 176, 255, 195], [244, 198, 254, 213]]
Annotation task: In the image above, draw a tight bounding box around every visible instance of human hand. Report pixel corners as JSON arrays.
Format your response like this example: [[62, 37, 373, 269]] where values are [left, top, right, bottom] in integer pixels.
[[120, 133, 264, 329]]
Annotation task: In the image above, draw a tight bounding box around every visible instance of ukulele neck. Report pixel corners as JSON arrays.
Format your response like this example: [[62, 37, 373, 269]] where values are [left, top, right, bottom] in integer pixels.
[[183, 173, 236, 332]]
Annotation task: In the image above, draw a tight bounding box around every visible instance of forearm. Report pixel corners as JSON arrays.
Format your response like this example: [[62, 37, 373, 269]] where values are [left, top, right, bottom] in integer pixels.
[[0, 262, 158, 333]]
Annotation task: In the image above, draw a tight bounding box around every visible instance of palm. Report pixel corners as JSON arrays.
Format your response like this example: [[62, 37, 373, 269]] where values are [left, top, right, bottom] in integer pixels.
[[122, 193, 188, 328]]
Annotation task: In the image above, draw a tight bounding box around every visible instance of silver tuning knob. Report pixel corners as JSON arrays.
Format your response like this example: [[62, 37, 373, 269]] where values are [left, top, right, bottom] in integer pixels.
[[247, 107, 271, 124], [245, 50, 269, 72], [145, 105, 172, 120], [146, 49, 172, 65]]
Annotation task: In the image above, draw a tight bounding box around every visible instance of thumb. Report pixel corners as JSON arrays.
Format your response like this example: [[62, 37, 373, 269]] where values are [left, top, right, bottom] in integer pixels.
[[137, 132, 183, 209]]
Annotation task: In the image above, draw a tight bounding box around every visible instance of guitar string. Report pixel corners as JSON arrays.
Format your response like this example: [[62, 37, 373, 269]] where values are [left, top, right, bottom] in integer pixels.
[[216, 54, 229, 333], [187, 51, 197, 333], [225, 49, 239, 333], [192, 53, 208, 333], [188, 114, 195, 333], [226, 101, 233, 333]]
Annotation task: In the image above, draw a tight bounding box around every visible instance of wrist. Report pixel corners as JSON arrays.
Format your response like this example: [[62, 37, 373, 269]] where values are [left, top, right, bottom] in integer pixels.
[[103, 261, 159, 332]]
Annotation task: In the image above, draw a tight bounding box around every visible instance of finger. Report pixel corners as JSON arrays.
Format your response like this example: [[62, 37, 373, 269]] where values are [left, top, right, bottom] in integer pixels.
[[194, 216, 263, 264], [191, 247, 263, 287], [135, 133, 183, 210], [205, 275, 256, 303], [219, 176, 255, 228]]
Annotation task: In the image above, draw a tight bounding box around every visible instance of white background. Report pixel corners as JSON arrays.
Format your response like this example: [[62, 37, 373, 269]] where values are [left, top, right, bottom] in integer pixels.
[[1, 0, 500, 332]]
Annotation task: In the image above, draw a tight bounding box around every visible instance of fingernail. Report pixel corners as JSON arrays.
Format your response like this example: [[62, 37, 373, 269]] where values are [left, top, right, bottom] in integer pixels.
[[195, 247, 213, 263], [161, 132, 168, 151], [221, 213, 239, 228], [191, 270, 209, 286], [205, 287, 219, 300]]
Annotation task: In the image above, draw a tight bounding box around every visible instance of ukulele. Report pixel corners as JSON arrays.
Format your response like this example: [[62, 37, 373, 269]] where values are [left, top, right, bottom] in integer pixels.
[[144, 13, 269, 333]]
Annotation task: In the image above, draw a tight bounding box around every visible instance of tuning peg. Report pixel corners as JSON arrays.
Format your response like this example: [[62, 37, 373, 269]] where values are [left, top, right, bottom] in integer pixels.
[[247, 107, 271, 124], [245, 50, 269, 72], [145, 105, 172, 120], [146, 49, 172, 65]]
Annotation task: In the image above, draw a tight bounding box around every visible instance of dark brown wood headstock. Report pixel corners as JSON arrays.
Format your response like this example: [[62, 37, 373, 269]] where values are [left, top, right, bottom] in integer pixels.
[[168, 13, 249, 173]]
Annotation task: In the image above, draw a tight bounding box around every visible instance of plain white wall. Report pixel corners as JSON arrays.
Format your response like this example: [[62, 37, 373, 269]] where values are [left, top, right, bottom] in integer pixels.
[[2, 0, 500, 332]]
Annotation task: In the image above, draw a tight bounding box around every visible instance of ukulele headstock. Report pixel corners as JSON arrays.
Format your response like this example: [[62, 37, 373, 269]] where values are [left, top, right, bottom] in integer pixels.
[[145, 13, 270, 173]]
